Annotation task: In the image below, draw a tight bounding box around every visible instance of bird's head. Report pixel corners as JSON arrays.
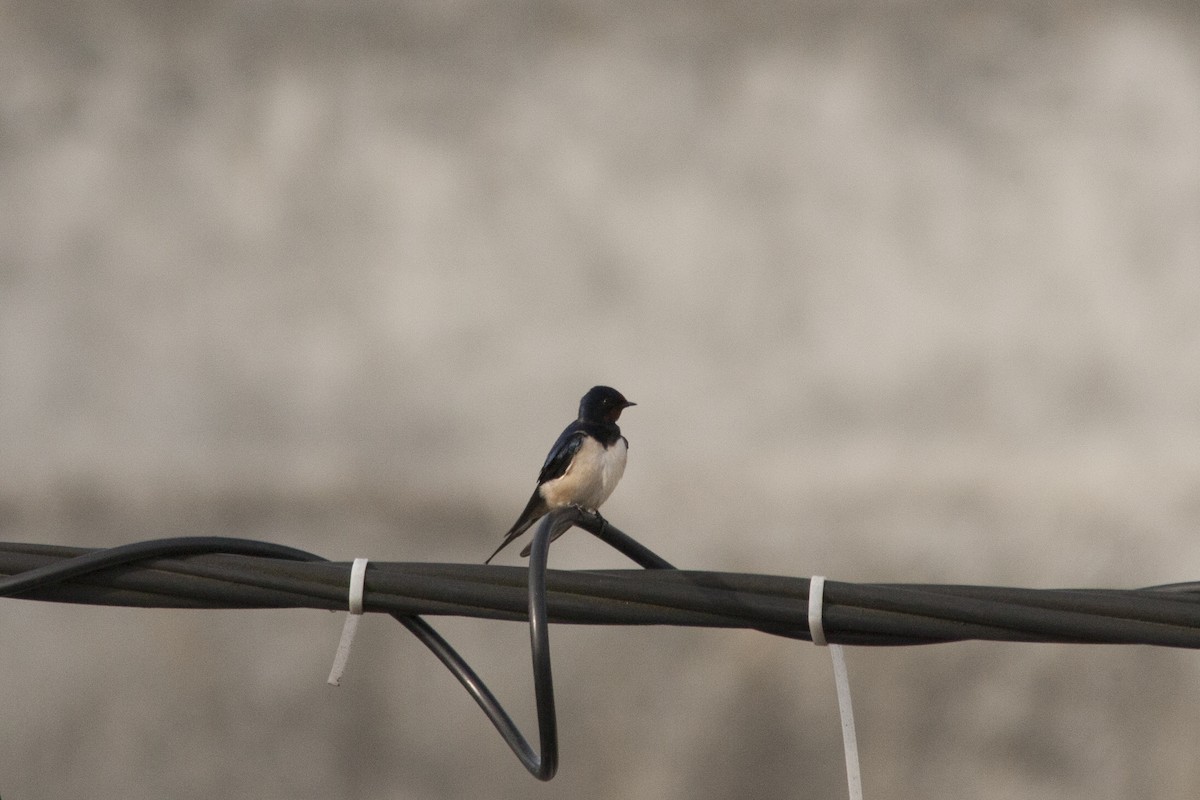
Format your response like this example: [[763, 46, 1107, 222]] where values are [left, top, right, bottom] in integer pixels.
[[578, 385, 635, 423]]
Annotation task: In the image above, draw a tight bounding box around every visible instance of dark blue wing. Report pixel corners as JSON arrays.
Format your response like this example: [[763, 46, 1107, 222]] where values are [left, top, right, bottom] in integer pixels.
[[537, 423, 586, 484]]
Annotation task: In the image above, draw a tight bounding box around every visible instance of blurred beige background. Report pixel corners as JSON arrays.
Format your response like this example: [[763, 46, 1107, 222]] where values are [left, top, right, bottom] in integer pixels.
[[3, 1, 1200, 797]]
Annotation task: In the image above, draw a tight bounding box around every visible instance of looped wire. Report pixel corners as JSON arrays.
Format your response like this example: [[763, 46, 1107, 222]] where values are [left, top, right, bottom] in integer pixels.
[[389, 506, 674, 780]]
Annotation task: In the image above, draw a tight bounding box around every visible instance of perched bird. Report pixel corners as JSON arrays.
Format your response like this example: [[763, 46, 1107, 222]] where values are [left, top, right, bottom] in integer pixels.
[[485, 386, 635, 563]]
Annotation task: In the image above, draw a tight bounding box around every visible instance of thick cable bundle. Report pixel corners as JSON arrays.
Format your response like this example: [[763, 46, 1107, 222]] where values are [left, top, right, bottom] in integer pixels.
[[2, 509, 1198, 780], [2, 539, 1197, 647]]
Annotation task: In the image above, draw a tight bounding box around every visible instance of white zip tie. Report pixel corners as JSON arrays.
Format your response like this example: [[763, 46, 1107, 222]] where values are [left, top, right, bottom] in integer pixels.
[[807, 575, 829, 646], [327, 558, 369, 686], [808, 575, 863, 800]]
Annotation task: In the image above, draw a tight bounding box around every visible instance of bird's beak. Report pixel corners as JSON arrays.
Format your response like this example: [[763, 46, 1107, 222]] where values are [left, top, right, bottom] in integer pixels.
[[623, 400, 637, 408]]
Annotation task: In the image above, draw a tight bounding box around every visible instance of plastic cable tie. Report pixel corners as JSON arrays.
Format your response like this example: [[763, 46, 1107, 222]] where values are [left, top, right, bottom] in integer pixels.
[[327, 558, 369, 686], [807, 575, 863, 800], [808, 574, 828, 646]]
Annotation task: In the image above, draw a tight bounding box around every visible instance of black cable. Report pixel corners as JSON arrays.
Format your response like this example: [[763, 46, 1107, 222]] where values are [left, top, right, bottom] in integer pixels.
[[0, 537, 323, 595], [3, 518, 1200, 780], [5, 545, 1200, 646], [0, 509, 667, 781]]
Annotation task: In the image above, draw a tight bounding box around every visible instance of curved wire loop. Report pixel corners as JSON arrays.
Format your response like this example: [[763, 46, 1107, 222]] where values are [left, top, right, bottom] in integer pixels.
[[397, 507, 674, 780]]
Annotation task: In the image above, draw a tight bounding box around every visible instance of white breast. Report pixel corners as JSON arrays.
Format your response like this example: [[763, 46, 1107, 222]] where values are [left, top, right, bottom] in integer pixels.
[[539, 436, 628, 511]]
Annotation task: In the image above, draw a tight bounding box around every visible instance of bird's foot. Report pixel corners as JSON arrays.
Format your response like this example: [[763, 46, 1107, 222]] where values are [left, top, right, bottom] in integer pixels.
[[570, 505, 609, 534]]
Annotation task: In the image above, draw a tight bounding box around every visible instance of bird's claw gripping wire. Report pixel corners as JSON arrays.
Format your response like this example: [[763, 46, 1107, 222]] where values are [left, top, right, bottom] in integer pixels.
[[568, 505, 610, 537]]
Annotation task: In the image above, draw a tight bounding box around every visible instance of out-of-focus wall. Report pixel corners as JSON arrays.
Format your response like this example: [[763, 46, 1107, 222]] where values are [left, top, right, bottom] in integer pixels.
[[2, 2, 1199, 798]]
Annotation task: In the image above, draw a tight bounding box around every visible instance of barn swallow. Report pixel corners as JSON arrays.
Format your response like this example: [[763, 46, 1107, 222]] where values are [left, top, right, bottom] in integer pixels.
[[485, 386, 635, 564]]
